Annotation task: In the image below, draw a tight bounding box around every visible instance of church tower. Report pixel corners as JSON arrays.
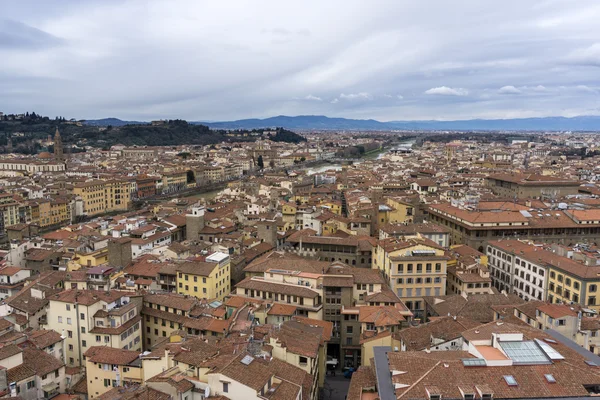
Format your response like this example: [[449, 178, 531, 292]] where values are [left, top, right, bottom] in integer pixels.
[[54, 127, 63, 161]]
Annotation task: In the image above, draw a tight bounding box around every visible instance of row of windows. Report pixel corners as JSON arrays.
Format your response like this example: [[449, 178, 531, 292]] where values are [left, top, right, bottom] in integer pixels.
[[147, 315, 183, 329], [397, 287, 441, 297], [145, 303, 186, 315], [396, 277, 442, 284], [179, 274, 208, 283], [396, 263, 443, 274], [549, 271, 586, 290], [243, 288, 315, 305]]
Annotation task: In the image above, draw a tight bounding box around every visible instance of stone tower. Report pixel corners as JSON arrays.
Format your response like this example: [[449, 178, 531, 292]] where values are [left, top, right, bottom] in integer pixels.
[[108, 237, 133, 269], [256, 219, 278, 248], [186, 205, 205, 241], [54, 127, 63, 161]]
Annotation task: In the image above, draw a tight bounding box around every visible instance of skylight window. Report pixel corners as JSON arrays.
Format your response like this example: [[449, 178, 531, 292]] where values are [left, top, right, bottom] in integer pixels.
[[500, 340, 551, 365], [462, 358, 486, 367], [503, 375, 517, 386], [544, 374, 556, 383]]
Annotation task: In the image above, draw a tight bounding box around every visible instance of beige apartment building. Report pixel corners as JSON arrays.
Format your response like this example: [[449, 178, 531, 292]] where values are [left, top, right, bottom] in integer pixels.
[[72, 179, 132, 217], [44, 290, 142, 366], [486, 173, 581, 199], [373, 237, 448, 319], [428, 201, 600, 251], [84, 346, 144, 399]]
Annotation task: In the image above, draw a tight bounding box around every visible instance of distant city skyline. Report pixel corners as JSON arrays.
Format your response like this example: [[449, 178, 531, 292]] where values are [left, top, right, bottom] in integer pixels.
[[1, 1, 600, 121]]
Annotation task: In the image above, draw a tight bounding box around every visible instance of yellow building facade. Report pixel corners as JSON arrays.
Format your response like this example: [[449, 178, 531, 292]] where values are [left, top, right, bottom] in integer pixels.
[[176, 254, 230, 301], [546, 264, 600, 311], [374, 238, 447, 319], [84, 346, 144, 399], [384, 197, 415, 224], [73, 179, 131, 217]]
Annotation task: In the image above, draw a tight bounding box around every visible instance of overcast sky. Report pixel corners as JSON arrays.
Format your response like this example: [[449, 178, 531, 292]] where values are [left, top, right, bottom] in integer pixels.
[[1, 0, 600, 121]]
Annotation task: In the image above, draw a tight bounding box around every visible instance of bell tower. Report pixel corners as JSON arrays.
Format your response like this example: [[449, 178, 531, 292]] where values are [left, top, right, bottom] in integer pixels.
[[54, 127, 63, 161]]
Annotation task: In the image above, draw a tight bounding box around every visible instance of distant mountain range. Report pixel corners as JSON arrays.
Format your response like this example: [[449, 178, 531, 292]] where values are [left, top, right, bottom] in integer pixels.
[[83, 115, 600, 131], [84, 118, 147, 126]]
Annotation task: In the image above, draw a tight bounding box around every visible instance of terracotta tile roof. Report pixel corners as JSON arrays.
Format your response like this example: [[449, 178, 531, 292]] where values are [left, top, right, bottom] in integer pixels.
[[487, 172, 579, 186], [293, 316, 333, 342], [322, 275, 354, 287], [142, 306, 185, 325], [183, 316, 230, 334], [324, 264, 386, 284], [347, 365, 376, 400], [489, 239, 600, 279], [50, 289, 131, 306], [7, 363, 35, 383], [215, 353, 274, 391], [176, 261, 219, 277], [0, 318, 13, 331], [170, 339, 219, 367], [236, 277, 320, 299], [267, 303, 297, 316], [359, 306, 407, 327], [287, 230, 376, 249], [581, 317, 600, 331], [424, 293, 525, 323], [243, 251, 330, 274], [27, 329, 63, 349], [97, 385, 171, 400], [163, 214, 187, 227], [146, 370, 195, 393], [390, 343, 600, 399], [536, 303, 579, 319], [379, 236, 445, 254], [269, 321, 322, 358], [395, 316, 481, 351], [510, 300, 546, 319], [23, 347, 64, 376], [0, 266, 24, 276], [124, 255, 164, 278], [365, 289, 406, 305], [0, 343, 22, 361], [380, 222, 450, 235], [84, 346, 140, 365], [144, 293, 196, 311]]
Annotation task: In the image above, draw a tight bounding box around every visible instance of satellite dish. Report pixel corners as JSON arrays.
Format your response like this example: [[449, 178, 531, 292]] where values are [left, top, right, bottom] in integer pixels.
[[205, 386, 210, 397]]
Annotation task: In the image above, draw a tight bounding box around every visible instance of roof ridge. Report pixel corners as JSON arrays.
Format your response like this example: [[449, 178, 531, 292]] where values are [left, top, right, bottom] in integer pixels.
[[397, 360, 441, 399]]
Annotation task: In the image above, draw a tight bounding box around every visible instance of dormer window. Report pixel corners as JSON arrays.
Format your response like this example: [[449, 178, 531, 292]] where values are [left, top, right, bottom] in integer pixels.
[[426, 386, 442, 400], [476, 385, 494, 400]]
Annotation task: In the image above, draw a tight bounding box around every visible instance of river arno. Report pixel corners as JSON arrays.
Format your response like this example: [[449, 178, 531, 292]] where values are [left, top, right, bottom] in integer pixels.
[[184, 138, 416, 201]]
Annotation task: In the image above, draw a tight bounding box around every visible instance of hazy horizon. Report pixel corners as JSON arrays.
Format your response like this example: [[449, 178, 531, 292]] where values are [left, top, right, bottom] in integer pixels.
[[1, 1, 600, 121]]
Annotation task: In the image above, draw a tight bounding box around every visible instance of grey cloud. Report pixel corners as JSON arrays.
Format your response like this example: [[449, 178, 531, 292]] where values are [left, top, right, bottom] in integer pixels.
[[566, 43, 600, 67], [0, 19, 63, 49], [1, 1, 600, 121]]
